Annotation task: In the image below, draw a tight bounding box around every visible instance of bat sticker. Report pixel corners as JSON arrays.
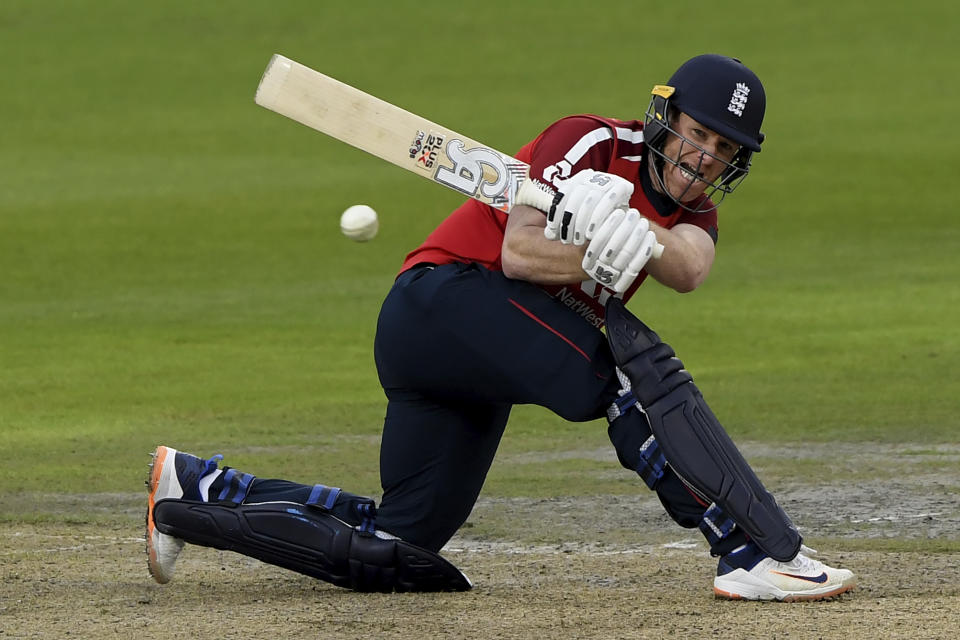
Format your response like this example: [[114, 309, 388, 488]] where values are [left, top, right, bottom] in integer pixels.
[[410, 131, 445, 170]]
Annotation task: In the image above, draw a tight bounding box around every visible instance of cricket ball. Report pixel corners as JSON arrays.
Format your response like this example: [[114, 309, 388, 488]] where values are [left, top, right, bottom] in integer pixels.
[[340, 204, 379, 242]]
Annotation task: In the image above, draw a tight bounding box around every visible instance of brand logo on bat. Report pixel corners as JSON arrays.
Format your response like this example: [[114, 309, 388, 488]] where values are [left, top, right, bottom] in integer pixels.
[[433, 139, 519, 210], [409, 130, 445, 169]]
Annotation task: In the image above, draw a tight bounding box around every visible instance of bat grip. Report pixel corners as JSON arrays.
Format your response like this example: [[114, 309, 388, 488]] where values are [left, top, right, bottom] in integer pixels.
[[516, 179, 665, 259], [515, 178, 556, 211]]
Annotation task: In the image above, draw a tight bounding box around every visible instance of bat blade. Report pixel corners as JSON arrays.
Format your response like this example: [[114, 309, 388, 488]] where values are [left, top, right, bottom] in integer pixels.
[[254, 54, 553, 213]]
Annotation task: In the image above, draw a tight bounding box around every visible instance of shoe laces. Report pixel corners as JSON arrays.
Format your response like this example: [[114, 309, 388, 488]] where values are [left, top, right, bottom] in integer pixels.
[[785, 548, 824, 573], [201, 454, 224, 478]]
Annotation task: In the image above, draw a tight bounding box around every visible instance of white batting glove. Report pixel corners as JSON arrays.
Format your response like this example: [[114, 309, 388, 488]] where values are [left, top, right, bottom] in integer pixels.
[[582, 208, 659, 293], [544, 169, 634, 245]]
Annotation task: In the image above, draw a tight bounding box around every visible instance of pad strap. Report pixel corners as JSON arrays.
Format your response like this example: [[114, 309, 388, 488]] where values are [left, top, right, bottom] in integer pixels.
[[699, 503, 737, 547], [636, 434, 666, 489], [305, 484, 378, 535], [355, 501, 377, 535], [608, 389, 640, 421], [306, 484, 341, 511], [216, 468, 256, 504]]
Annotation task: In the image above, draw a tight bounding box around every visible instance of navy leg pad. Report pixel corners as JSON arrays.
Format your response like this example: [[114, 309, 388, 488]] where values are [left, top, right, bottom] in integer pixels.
[[605, 298, 802, 562], [153, 499, 472, 592]]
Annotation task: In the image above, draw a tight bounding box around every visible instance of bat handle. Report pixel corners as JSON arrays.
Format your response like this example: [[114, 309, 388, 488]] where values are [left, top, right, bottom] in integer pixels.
[[515, 177, 556, 211], [516, 179, 665, 260]]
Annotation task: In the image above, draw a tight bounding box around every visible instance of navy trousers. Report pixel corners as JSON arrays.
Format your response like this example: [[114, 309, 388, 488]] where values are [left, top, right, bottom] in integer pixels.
[[371, 262, 620, 549], [230, 262, 740, 554]]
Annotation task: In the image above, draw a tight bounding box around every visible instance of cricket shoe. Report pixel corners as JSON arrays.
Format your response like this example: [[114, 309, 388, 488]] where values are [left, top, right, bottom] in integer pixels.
[[146, 445, 222, 584], [713, 542, 856, 602]]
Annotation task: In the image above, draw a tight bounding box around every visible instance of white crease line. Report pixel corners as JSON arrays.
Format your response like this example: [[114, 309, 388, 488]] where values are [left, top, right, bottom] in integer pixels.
[[662, 540, 700, 549], [849, 512, 944, 524], [0, 536, 144, 556], [6, 533, 143, 541], [444, 539, 702, 556]]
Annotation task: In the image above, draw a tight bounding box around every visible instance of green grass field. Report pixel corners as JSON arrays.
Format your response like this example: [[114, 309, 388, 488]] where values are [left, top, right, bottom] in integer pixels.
[[1, 0, 957, 506]]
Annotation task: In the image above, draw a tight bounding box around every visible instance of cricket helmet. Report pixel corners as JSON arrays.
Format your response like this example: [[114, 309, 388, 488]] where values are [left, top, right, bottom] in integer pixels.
[[643, 54, 766, 212]]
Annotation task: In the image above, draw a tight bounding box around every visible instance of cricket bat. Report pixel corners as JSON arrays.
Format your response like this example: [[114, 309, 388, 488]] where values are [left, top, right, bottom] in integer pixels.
[[253, 54, 663, 257]]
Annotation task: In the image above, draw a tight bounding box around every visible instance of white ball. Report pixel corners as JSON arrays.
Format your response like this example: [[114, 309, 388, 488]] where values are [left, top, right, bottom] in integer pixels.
[[339, 204, 379, 242]]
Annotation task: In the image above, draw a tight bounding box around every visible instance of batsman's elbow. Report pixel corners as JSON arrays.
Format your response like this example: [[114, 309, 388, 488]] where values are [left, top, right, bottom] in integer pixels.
[[501, 253, 537, 282], [671, 270, 706, 293], [650, 259, 710, 293]]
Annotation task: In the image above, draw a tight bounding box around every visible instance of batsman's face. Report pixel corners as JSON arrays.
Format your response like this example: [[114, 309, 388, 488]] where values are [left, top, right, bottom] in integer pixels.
[[658, 112, 739, 201]]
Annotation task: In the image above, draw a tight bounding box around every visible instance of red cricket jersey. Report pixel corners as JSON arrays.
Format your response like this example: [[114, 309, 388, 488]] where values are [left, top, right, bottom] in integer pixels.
[[400, 115, 719, 327]]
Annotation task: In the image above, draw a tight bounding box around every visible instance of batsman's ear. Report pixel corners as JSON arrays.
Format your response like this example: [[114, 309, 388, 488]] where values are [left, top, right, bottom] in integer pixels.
[[644, 85, 676, 149]]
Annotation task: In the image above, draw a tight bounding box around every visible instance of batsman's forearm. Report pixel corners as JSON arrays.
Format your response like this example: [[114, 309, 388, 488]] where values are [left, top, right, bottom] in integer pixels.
[[642, 221, 715, 293], [501, 206, 588, 284]]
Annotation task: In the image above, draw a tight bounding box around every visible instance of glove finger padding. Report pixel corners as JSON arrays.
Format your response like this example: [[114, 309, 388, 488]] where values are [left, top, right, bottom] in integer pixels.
[[558, 187, 590, 244], [629, 230, 658, 271], [593, 216, 638, 291], [546, 170, 595, 240], [611, 217, 651, 272], [583, 209, 659, 294], [545, 169, 633, 245], [599, 209, 640, 264], [585, 181, 634, 240], [572, 189, 605, 245], [582, 208, 626, 272], [612, 225, 658, 294]]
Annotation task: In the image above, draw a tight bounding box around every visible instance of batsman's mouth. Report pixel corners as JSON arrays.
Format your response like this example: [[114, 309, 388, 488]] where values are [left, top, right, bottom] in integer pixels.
[[677, 161, 705, 183]]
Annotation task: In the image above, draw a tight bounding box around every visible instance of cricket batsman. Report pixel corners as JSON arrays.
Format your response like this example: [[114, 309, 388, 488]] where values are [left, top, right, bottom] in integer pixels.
[[146, 54, 856, 601]]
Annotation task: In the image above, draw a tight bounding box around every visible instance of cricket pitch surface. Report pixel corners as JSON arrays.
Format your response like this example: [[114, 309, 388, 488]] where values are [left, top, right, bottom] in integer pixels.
[[2, 442, 958, 639]]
